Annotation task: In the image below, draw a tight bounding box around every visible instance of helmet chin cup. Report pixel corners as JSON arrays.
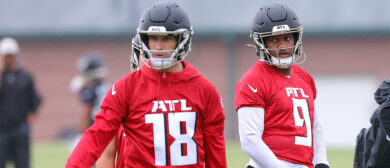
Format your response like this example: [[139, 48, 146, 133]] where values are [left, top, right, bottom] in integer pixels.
[[270, 55, 294, 69], [149, 51, 178, 70]]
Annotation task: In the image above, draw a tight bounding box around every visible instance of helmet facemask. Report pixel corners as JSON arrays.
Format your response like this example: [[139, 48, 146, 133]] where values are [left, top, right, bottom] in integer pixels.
[[130, 37, 142, 72], [138, 27, 192, 70], [251, 25, 305, 69]]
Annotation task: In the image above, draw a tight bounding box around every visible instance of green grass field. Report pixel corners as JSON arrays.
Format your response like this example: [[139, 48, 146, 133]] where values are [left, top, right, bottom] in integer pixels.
[[226, 143, 354, 168], [25, 141, 353, 168]]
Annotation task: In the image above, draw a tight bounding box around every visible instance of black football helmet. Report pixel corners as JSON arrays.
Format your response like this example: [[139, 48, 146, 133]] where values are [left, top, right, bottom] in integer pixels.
[[70, 51, 107, 93], [130, 34, 141, 71], [251, 4, 305, 69], [137, 1, 193, 70], [77, 51, 107, 79]]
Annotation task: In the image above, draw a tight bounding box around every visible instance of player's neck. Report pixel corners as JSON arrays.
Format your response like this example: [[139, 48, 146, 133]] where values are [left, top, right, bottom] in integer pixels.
[[160, 62, 184, 73], [273, 66, 291, 76]]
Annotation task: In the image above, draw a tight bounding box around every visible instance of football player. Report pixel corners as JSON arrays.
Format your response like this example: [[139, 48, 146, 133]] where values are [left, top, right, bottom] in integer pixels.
[[75, 52, 111, 132], [69, 52, 111, 154], [235, 4, 329, 168], [66, 1, 226, 167], [95, 35, 142, 168]]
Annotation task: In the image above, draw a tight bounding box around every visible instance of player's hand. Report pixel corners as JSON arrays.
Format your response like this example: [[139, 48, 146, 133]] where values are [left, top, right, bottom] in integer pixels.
[[315, 163, 329, 168]]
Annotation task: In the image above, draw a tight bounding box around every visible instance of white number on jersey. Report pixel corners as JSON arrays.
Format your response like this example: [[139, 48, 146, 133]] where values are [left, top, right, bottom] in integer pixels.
[[292, 98, 312, 147], [145, 112, 197, 166]]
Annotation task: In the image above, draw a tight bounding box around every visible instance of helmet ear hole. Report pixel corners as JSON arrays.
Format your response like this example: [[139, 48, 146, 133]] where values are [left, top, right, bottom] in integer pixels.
[[256, 48, 260, 56], [292, 32, 299, 44], [144, 51, 149, 59], [177, 55, 182, 60]]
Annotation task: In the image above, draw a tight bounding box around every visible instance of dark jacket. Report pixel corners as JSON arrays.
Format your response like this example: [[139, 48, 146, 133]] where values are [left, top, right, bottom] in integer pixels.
[[378, 79, 390, 136], [0, 69, 41, 130], [354, 78, 390, 168]]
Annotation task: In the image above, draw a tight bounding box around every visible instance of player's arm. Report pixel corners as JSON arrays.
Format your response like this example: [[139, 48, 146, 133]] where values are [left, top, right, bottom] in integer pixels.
[[203, 117, 226, 168], [66, 79, 128, 168], [96, 137, 117, 168], [238, 107, 286, 168], [66, 100, 122, 167], [312, 102, 330, 168], [66, 108, 121, 168], [80, 103, 93, 133], [203, 87, 227, 168]]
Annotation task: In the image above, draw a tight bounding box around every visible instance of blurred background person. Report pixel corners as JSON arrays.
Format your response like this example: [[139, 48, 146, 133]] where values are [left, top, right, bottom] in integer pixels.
[[0, 37, 41, 168], [69, 52, 111, 153], [378, 78, 390, 137]]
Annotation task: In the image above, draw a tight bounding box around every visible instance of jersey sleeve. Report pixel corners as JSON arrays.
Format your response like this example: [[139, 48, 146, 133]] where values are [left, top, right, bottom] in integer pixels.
[[299, 67, 317, 100], [312, 102, 329, 166], [234, 76, 266, 111], [309, 75, 317, 100], [66, 76, 129, 168], [202, 84, 227, 168]]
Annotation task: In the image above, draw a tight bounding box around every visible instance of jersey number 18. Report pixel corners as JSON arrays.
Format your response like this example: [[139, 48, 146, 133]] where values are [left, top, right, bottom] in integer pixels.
[[145, 112, 198, 166]]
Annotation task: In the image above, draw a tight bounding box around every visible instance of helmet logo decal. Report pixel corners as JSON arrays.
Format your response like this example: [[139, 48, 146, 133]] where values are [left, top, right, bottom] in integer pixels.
[[148, 26, 167, 33], [272, 25, 290, 32]]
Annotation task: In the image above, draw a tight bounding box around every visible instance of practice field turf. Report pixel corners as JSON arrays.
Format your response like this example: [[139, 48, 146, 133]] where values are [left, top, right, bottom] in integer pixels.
[[26, 141, 353, 168]]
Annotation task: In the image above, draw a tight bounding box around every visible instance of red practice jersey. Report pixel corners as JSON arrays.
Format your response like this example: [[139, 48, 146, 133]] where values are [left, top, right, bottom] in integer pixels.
[[235, 61, 316, 168], [66, 61, 226, 168], [115, 125, 125, 168]]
